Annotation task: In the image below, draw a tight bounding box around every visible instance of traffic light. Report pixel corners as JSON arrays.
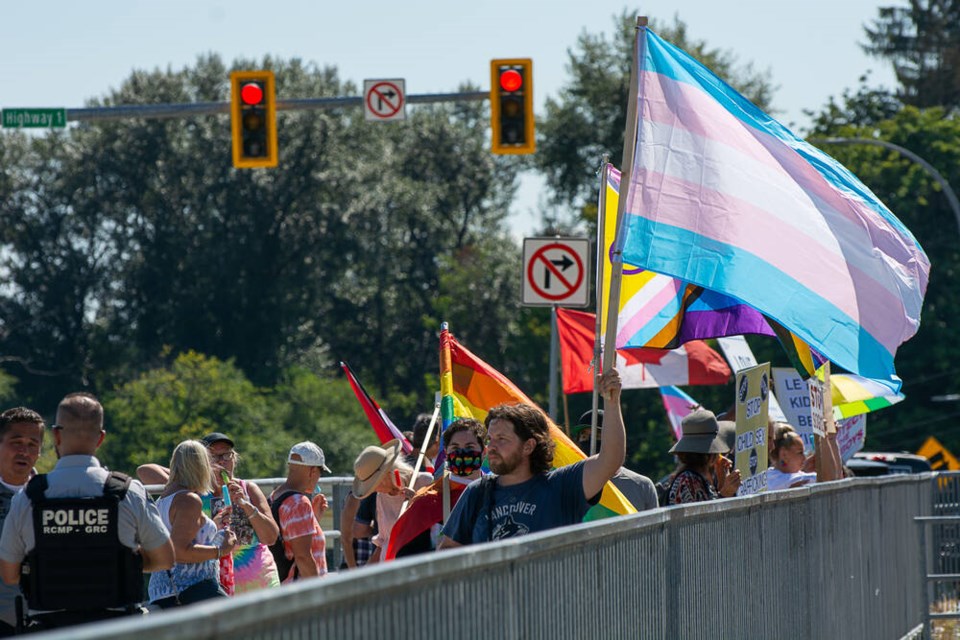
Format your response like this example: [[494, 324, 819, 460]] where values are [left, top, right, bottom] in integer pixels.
[[490, 59, 534, 155], [230, 70, 278, 169]]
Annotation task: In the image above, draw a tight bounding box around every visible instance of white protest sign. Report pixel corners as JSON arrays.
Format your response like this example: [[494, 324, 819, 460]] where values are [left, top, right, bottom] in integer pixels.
[[717, 336, 786, 422], [772, 367, 815, 454], [836, 414, 866, 462], [808, 376, 826, 438]]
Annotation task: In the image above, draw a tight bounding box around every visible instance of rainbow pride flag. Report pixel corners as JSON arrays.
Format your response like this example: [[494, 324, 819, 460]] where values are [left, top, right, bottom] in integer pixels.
[[439, 323, 635, 518], [820, 371, 905, 419], [618, 28, 929, 387]]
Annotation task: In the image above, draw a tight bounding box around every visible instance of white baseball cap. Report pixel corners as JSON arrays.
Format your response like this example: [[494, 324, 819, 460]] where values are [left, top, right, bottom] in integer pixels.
[[287, 441, 332, 473]]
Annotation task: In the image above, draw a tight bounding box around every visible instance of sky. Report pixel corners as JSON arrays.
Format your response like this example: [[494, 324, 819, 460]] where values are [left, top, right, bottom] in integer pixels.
[[1, 0, 902, 237]]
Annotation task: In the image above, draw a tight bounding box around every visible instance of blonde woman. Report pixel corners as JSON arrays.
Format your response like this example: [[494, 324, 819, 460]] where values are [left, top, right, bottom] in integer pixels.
[[148, 440, 237, 608], [767, 427, 818, 491]]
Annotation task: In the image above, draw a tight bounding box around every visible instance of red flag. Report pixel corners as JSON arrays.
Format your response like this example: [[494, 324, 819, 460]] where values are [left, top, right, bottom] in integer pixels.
[[556, 308, 731, 394], [384, 478, 467, 560], [341, 361, 413, 455]]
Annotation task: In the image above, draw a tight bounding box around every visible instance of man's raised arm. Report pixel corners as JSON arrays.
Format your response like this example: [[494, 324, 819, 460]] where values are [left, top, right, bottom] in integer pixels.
[[582, 369, 625, 500]]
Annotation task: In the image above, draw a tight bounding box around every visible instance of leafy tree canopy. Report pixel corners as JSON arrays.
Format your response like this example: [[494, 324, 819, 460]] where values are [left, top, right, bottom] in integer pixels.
[[864, 0, 960, 109], [536, 11, 777, 216], [101, 351, 377, 478]]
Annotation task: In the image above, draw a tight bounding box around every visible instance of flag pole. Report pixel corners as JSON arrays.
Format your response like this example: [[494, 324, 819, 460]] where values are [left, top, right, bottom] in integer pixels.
[[590, 158, 610, 454], [549, 305, 559, 420], [602, 16, 647, 379], [400, 402, 441, 517]]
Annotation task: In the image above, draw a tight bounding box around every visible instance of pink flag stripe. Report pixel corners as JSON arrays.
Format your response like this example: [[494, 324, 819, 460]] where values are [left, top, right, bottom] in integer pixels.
[[616, 274, 684, 346], [635, 71, 929, 306], [632, 165, 911, 352]]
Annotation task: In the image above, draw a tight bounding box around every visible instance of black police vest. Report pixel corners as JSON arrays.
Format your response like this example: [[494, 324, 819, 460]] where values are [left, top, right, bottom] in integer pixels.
[[22, 471, 143, 611]]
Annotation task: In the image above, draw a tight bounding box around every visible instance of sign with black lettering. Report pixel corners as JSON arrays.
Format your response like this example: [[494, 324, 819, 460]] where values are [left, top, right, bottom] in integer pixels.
[[773, 367, 815, 454], [735, 363, 769, 496], [809, 377, 826, 438]]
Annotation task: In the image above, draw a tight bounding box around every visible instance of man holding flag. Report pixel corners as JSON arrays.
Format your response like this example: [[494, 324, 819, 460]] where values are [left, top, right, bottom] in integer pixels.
[[438, 369, 624, 547]]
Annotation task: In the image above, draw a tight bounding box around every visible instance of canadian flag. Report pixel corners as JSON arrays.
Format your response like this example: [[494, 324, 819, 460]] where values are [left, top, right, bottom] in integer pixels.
[[556, 308, 731, 394]]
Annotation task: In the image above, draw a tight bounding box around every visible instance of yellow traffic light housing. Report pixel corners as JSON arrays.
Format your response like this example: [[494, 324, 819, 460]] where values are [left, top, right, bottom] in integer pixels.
[[230, 70, 278, 169], [490, 59, 534, 155]]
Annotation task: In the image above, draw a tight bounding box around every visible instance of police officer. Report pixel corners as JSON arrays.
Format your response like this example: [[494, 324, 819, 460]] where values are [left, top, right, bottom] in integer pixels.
[[0, 407, 44, 636], [0, 393, 174, 630]]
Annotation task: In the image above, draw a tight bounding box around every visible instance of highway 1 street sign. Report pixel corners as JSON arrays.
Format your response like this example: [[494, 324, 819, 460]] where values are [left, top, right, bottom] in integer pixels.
[[2, 108, 67, 129], [522, 237, 590, 307]]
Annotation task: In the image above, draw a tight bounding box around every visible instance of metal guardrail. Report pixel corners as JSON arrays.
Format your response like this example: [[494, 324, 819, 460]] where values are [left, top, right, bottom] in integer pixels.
[[145, 476, 354, 568], [916, 471, 960, 638], [31, 474, 928, 640]]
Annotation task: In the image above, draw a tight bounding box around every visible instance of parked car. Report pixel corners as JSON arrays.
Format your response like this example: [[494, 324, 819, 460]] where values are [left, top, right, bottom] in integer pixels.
[[845, 458, 893, 477], [849, 451, 932, 476]]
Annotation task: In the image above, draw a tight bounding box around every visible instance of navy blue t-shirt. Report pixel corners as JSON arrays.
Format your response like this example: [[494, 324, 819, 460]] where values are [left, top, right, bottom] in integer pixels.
[[441, 461, 594, 544]]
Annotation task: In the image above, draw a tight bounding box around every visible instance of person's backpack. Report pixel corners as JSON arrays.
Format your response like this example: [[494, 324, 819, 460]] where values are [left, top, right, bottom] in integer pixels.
[[268, 490, 305, 581]]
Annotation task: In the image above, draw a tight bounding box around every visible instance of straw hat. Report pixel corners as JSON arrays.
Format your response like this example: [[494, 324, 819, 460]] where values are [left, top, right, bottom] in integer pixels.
[[352, 439, 403, 499]]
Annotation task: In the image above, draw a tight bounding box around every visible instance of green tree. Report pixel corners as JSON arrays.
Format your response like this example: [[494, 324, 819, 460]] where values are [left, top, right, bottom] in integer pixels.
[[101, 351, 281, 476], [101, 351, 377, 478], [0, 130, 119, 409], [0, 56, 524, 416], [536, 11, 777, 216], [864, 0, 960, 109], [271, 366, 378, 474], [806, 74, 902, 132], [0, 370, 15, 405], [324, 91, 520, 398]]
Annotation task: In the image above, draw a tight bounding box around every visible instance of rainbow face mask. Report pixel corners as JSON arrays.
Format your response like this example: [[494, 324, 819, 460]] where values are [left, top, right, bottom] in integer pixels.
[[447, 448, 483, 477]]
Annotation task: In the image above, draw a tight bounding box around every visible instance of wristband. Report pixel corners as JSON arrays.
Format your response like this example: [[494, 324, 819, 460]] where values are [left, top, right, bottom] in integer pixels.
[[216, 545, 222, 559]]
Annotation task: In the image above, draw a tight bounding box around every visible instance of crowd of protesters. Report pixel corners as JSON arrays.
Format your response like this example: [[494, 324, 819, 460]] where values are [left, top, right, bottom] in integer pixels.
[[0, 370, 850, 631]]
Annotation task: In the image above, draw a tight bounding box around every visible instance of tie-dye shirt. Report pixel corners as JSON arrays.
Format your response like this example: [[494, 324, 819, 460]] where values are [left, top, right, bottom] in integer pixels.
[[276, 494, 326, 581], [204, 479, 281, 593]]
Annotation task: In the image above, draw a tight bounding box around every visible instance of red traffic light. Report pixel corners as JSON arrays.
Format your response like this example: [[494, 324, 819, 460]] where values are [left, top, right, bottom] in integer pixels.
[[499, 69, 523, 92], [240, 82, 264, 105]]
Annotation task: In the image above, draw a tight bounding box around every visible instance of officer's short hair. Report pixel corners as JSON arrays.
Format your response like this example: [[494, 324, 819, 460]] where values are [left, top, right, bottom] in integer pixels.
[[168, 440, 214, 494], [0, 407, 45, 439], [57, 393, 104, 431]]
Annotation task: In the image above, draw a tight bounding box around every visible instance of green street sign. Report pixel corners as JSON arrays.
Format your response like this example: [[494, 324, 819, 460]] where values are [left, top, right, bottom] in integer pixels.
[[2, 108, 67, 129]]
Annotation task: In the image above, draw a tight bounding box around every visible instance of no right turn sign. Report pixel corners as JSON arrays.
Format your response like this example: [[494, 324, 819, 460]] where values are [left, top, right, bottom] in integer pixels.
[[521, 237, 590, 307]]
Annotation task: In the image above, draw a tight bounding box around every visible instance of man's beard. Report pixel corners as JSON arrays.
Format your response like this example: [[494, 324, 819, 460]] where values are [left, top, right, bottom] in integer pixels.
[[488, 448, 523, 475]]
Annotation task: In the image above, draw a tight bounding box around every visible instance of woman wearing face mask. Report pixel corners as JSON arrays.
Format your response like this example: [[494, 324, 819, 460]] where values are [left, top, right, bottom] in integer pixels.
[[383, 418, 486, 560]]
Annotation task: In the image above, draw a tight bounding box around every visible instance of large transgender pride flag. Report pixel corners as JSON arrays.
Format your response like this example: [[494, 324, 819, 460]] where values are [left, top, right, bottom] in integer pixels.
[[602, 166, 773, 351], [617, 28, 930, 387]]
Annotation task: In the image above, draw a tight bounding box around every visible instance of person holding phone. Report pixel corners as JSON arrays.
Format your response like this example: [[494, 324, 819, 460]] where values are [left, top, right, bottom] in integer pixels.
[[351, 441, 432, 562], [137, 432, 280, 594]]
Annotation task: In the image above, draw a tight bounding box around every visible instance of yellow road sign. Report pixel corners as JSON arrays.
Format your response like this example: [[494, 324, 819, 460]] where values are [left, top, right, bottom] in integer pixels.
[[917, 436, 960, 471]]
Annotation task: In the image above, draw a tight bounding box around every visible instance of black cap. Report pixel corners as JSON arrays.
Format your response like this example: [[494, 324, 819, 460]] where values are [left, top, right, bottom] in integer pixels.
[[201, 432, 234, 448]]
